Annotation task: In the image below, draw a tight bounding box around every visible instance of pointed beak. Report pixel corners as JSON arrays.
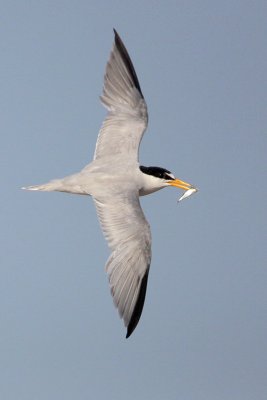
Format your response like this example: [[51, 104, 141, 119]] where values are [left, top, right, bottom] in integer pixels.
[[167, 178, 195, 191]]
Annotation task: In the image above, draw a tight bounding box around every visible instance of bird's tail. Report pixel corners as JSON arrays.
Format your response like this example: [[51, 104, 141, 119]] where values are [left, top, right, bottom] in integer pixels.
[[22, 179, 66, 192], [22, 172, 91, 195]]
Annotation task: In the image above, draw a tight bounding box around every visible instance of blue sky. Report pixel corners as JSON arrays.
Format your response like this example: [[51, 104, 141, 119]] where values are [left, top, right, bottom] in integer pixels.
[[1, 1, 266, 399]]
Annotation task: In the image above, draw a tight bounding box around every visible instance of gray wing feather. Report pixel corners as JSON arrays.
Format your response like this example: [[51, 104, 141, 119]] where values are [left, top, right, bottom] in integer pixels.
[[94, 193, 151, 337], [94, 30, 148, 160]]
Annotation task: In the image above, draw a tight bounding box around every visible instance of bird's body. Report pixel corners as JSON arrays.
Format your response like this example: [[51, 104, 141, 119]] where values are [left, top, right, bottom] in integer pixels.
[[23, 30, 197, 338]]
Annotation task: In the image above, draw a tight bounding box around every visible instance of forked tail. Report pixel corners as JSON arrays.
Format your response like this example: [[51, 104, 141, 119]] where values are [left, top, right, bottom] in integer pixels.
[[22, 173, 90, 194], [22, 179, 66, 192]]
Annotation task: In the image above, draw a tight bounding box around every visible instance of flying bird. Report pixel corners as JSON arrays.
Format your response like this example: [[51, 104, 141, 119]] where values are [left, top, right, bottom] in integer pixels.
[[23, 30, 197, 338]]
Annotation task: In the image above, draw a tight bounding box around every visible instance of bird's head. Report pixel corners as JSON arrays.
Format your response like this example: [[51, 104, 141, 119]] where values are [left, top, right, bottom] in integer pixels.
[[139, 165, 197, 197]]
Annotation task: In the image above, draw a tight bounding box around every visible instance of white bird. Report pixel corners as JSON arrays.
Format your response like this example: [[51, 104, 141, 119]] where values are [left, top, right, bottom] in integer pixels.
[[23, 30, 197, 338]]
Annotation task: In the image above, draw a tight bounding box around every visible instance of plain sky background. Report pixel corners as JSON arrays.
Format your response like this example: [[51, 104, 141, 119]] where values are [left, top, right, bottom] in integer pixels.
[[1, 1, 266, 399]]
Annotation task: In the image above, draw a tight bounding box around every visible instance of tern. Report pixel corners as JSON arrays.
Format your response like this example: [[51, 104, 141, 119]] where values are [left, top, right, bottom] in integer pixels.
[[23, 30, 197, 338]]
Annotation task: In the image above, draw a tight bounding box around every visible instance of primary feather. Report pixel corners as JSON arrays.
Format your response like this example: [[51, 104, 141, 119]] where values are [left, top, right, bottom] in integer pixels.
[[94, 30, 148, 161]]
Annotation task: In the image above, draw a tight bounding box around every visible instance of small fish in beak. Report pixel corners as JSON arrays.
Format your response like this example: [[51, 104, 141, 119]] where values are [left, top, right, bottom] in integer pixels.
[[178, 187, 198, 202]]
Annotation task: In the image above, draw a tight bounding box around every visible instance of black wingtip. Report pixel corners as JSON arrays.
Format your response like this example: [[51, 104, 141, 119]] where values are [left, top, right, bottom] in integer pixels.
[[112, 29, 144, 99], [125, 269, 150, 339]]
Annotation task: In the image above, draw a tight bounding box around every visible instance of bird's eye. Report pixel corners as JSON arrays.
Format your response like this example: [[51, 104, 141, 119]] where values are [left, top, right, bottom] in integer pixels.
[[139, 166, 174, 180]]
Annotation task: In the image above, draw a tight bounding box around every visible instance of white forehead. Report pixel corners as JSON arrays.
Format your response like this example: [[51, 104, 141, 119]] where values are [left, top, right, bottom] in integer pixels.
[[166, 172, 175, 180]]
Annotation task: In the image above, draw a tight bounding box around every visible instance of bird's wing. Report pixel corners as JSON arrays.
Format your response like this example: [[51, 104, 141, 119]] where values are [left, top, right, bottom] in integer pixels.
[[94, 191, 151, 338], [94, 29, 148, 161]]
